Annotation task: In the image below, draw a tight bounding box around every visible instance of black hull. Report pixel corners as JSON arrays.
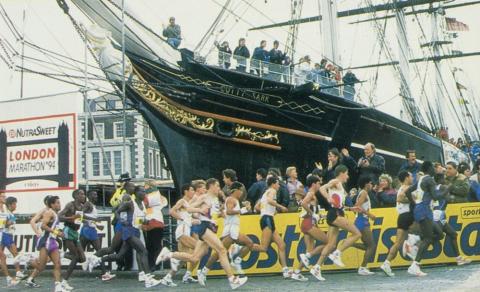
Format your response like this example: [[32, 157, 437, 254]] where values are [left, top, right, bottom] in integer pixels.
[[124, 52, 445, 195]]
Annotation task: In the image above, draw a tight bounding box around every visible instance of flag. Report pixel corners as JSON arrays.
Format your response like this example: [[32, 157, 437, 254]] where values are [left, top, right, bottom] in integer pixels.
[[456, 82, 467, 91], [446, 17, 469, 31]]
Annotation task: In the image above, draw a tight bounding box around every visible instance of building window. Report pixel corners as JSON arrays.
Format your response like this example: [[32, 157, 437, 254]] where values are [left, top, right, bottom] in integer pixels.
[[155, 152, 160, 178], [92, 152, 100, 176], [149, 150, 154, 178], [143, 124, 149, 139], [114, 122, 124, 138], [94, 123, 104, 140], [106, 99, 116, 110], [103, 151, 111, 176], [88, 100, 96, 112], [114, 151, 122, 175]]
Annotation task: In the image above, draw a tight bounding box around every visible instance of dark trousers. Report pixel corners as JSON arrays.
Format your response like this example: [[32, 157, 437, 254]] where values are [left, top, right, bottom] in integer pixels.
[[144, 228, 164, 271]]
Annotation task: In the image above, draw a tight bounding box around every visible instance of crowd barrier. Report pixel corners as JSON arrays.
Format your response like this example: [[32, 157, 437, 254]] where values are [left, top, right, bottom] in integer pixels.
[[203, 202, 480, 276]]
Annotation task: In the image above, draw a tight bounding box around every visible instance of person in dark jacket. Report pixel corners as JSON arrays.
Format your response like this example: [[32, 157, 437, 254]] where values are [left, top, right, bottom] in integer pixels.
[[215, 41, 232, 69], [314, 148, 357, 190], [233, 38, 250, 72], [268, 40, 285, 81], [358, 143, 385, 184], [399, 150, 421, 185], [247, 168, 267, 207], [251, 40, 268, 75], [162, 17, 181, 48], [342, 70, 360, 100], [267, 168, 290, 208]]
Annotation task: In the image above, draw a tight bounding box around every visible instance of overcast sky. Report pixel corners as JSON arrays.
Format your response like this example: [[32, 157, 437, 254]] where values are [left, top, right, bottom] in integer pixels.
[[1, 0, 479, 137]]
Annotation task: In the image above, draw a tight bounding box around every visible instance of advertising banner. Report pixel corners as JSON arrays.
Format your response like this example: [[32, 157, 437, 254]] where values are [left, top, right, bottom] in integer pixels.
[[205, 203, 480, 275], [0, 114, 77, 192]]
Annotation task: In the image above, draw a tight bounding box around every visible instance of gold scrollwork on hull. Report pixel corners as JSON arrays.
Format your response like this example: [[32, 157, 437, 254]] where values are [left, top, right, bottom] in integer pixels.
[[235, 125, 280, 144], [131, 78, 214, 132]]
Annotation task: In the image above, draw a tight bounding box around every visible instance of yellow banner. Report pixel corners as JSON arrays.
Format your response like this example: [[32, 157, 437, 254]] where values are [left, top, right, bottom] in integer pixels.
[[204, 202, 480, 275]]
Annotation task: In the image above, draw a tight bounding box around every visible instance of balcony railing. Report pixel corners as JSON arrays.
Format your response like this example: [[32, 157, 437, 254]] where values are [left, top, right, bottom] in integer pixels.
[[194, 51, 357, 100]]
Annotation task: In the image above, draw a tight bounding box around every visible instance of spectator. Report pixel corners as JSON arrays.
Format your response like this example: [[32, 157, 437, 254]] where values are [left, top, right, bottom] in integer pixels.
[[247, 168, 267, 207], [285, 166, 303, 199], [143, 180, 168, 270], [222, 168, 247, 202], [399, 150, 421, 185], [357, 142, 385, 184], [342, 70, 360, 100], [345, 188, 358, 207], [294, 55, 311, 85], [233, 38, 250, 72], [283, 56, 293, 83], [251, 40, 268, 75], [267, 168, 290, 208], [319, 58, 327, 70], [162, 17, 181, 48], [310, 63, 322, 83], [445, 161, 470, 203], [215, 41, 232, 69], [268, 40, 285, 81], [375, 174, 397, 207], [290, 186, 306, 212], [469, 162, 480, 202], [317, 148, 357, 189]]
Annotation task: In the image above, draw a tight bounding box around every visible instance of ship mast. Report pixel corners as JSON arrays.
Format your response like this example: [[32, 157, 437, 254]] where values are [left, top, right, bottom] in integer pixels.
[[319, 0, 340, 65]]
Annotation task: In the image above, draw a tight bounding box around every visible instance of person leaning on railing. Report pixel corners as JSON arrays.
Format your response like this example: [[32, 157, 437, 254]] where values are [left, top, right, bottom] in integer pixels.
[[268, 40, 285, 82], [342, 70, 360, 101], [251, 40, 269, 75], [233, 38, 250, 72], [215, 41, 232, 69], [162, 17, 181, 49]]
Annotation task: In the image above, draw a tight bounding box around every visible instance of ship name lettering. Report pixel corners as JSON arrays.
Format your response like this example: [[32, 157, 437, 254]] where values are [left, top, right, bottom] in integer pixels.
[[253, 93, 270, 103]]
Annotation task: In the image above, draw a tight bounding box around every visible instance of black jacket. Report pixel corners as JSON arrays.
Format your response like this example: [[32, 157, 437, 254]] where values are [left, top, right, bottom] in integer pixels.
[[233, 46, 250, 58]]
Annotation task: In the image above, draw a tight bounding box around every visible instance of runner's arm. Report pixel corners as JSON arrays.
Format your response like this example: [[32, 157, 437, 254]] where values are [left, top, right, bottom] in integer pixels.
[[225, 197, 241, 215]]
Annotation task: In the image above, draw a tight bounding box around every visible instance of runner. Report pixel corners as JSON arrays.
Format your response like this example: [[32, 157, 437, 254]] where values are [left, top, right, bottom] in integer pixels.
[[296, 175, 327, 281], [380, 170, 414, 277], [25, 196, 66, 292], [80, 190, 103, 253], [199, 181, 262, 282], [309, 165, 362, 281], [0, 192, 18, 287], [190, 180, 207, 241], [156, 178, 248, 290], [254, 175, 293, 279], [352, 176, 376, 276]]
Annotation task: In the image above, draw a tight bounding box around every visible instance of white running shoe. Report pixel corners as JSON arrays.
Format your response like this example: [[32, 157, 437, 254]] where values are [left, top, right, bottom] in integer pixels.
[[61, 280, 73, 291], [88, 255, 101, 273], [299, 253, 310, 267], [291, 272, 308, 282], [380, 261, 395, 277], [328, 250, 345, 267], [171, 258, 180, 272], [229, 276, 248, 290], [155, 247, 172, 265], [160, 276, 178, 287], [182, 274, 198, 284], [138, 271, 146, 282], [197, 269, 207, 287], [81, 257, 90, 272], [309, 265, 325, 281], [231, 257, 244, 275], [145, 275, 161, 288], [54, 282, 65, 292], [407, 262, 427, 277], [456, 256, 472, 266], [16, 270, 27, 280], [7, 276, 18, 287], [358, 267, 375, 276], [101, 271, 116, 281], [282, 268, 292, 279]]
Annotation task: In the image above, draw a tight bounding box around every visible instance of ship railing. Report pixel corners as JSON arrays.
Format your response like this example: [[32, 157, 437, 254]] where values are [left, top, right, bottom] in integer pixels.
[[195, 51, 357, 100]]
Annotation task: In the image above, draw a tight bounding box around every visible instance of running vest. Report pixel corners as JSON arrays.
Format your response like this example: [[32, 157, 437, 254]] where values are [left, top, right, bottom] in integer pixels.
[[133, 200, 146, 229], [4, 209, 16, 234], [145, 190, 167, 224], [0, 206, 7, 232], [299, 193, 319, 218], [328, 184, 346, 209], [396, 185, 410, 214], [357, 191, 371, 219], [198, 194, 220, 223], [224, 198, 240, 225], [260, 190, 277, 217], [45, 212, 62, 239], [83, 202, 98, 228], [177, 199, 193, 226], [413, 176, 426, 204]]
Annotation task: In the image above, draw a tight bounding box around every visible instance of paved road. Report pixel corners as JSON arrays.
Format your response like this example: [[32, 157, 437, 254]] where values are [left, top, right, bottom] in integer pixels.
[[4, 263, 480, 291]]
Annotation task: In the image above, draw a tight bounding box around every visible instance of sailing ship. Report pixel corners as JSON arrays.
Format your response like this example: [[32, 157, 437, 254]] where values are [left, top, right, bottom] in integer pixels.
[[3, 0, 477, 189]]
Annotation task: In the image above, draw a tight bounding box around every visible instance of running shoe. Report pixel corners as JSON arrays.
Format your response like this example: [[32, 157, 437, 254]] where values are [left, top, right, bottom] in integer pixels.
[[291, 272, 308, 282], [456, 256, 472, 266], [380, 261, 395, 277], [197, 269, 207, 286], [182, 274, 198, 284], [229, 276, 248, 290], [328, 250, 345, 267], [81, 257, 90, 272], [407, 262, 427, 277], [358, 267, 375, 276], [101, 271, 116, 282], [138, 271, 146, 282], [61, 280, 73, 291], [16, 270, 27, 280], [309, 265, 325, 281], [155, 247, 172, 265], [231, 257, 244, 275], [88, 255, 101, 273], [25, 278, 41, 288], [145, 275, 161, 288], [282, 268, 292, 279], [299, 253, 310, 267], [171, 258, 180, 272], [7, 276, 18, 287], [160, 276, 178, 287], [54, 282, 65, 292]]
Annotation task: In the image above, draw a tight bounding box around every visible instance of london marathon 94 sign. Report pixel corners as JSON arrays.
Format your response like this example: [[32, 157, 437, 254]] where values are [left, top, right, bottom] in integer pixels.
[[0, 114, 77, 192]]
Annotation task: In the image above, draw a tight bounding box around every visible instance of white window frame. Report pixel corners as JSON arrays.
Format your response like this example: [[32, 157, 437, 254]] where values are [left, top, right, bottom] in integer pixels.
[[93, 123, 105, 140], [114, 122, 124, 139], [91, 152, 100, 177], [148, 150, 154, 178], [114, 150, 122, 175]]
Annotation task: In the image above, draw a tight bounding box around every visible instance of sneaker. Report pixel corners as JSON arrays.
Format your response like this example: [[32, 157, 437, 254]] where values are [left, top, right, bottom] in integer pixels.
[[81, 257, 90, 272], [328, 251, 345, 267], [358, 267, 375, 276], [16, 270, 27, 280], [299, 253, 310, 268], [456, 256, 472, 266], [160, 276, 178, 287], [61, 280, 73, 291], [197, 269, 207, 287], [229, 276, 248, 290], [155, 247, 172, 265], [282, 268, 292, 279], [182, 274, 198, 284], [380, 261, 395, 277], [145, 276, 161, 288], [7, 276, 18, 287], [229, 244, 242, 260], [291, 272, 308, 282], [101, 271, 116, 282], [309, 266, 325, 281], [54, 282, 65, 292], [138, 271, 146, 282], [88, 255, 101, 273], [25, 278, 41, 288], [231, 257, 244, 275], [170, 258, 180, 272], [407, 262, 427, 277]]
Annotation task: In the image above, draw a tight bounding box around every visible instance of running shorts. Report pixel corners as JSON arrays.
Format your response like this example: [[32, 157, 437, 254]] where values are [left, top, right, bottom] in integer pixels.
[[0, 232, 14, 247], [354, 216, 370, 231], [63, 226, 80, 243], [36, 234, 59, 254], [198, 221, 217, 241], [80, 225, 98, 241], [175, 223, 191, 240], [300, 216, 314, 234], [397, 212, 414, 230], [260, 215, 276, 232], [326, 208, 345, 226], [221, 224, 240, 240]]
